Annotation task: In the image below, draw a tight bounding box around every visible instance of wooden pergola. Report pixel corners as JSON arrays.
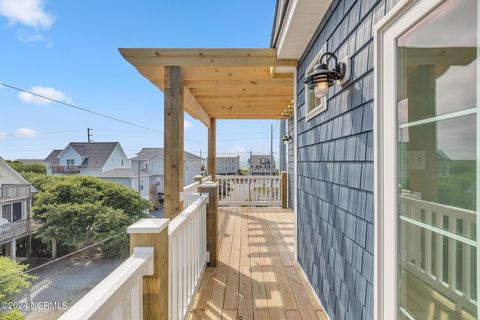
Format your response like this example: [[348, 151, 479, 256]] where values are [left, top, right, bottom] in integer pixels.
[[119, 48, 297, 218]]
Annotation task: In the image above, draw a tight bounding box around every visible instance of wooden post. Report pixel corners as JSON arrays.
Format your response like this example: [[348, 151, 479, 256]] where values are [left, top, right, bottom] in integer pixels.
[[198, 183, 218, 267], [281, 171, 288, 209], [194, 175, 203, 184], [164, 66, 184, 219], [128, 219, 169, 320], [208, 118, 216, 181], [51, 239, 57, 259]]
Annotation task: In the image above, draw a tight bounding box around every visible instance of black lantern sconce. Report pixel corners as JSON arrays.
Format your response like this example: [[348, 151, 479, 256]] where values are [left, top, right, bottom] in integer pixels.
[[282, 133, 292, 145], [303, 52, 351, 99]]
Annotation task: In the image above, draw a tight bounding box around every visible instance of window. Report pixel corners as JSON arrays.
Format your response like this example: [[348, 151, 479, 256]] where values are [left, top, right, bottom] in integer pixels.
[[377, 0, 478, 318], [121, 159, 124, 166], [66, 159, 75, 167], [2, 204, 11, 222], [305, 43, 328, 120], [12, 202, 22, 221]]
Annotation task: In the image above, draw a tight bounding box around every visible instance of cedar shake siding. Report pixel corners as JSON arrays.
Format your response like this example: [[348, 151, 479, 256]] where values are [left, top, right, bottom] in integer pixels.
[[294, 0, 401, 319]]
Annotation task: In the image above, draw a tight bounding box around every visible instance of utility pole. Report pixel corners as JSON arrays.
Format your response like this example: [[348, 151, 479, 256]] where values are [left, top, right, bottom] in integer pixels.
[[87, 128, 93, 143], [270, 124, 273, 175]]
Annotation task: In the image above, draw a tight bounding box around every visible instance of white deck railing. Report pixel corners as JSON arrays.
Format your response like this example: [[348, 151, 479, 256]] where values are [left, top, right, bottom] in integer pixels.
[[182, 176, 211, 194], [0, 219, 30, 244], [400, 195, 477, 315], [169, 193, 209, 320], [58, 247, 154, 320], [216, 175, 281, 206], [60, 191, 210, 320]]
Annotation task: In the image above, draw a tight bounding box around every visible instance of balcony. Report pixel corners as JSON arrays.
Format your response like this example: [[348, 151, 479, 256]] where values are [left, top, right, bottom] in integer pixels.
[[0, 185, 31, 203], [51, 165, 81, 174], [0, 219, 31, 245]]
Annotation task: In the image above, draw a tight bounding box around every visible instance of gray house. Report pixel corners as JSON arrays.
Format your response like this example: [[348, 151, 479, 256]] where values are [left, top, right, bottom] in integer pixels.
[[249, 154, 276, 175]]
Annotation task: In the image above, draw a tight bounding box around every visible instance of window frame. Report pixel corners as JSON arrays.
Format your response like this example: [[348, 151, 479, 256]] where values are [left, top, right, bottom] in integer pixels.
[[374, 0, 460, 319]]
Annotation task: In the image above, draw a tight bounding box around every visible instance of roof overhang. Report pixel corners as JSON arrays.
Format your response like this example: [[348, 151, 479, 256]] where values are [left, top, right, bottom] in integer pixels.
[[119, 48, 297, 124], [271, 0, 333, 59]]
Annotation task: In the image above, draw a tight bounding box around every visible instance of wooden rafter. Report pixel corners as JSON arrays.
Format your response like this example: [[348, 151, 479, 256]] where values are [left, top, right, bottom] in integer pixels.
[[119, 48, 296, 120]]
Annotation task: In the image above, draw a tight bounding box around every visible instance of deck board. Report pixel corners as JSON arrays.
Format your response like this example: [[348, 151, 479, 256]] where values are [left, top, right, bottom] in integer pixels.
[[189, 207, 327, 320]]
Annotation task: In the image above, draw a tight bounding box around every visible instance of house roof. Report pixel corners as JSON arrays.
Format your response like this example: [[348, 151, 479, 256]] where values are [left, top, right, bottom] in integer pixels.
[[0, 157, 37, 192], [250, 154, 276, 162], [130, 148, 204, 161], [51, 142, 120, 167], [119, 48, 296, 121], [15, 159, 45, 164], [44, 150, 62, 165]]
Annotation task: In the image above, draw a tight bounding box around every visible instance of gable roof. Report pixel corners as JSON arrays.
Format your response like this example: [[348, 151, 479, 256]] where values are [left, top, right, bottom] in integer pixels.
[[0, 157, 36, 192], [44, 150, 62, 165], [250, 154, 276, 163], [130, 148, 204, 161], [60, 142, 120, 166]]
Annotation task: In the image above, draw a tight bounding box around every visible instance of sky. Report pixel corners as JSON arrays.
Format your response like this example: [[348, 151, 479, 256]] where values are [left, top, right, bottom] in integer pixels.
[[0, 0, 283, 166]]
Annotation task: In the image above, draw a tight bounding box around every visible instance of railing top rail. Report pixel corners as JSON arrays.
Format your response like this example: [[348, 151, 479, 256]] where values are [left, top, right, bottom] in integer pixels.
[[183, 181, 200, 193], [169, 194, 208, 237], [58, 247, 154, 320], [216, 175, 280, 179], [400, 195, 476, 216]]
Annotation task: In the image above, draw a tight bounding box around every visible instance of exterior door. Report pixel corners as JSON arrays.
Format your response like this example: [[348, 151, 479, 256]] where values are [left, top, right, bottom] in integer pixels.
[[376, 0, 479, 319]]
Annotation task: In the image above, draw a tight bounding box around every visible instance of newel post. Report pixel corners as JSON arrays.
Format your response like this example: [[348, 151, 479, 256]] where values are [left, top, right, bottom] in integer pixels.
[[194, 175, 203, 184], [198, 182, 218, 267], [281, 171, 288, 209], [128, 219, 169, 320]]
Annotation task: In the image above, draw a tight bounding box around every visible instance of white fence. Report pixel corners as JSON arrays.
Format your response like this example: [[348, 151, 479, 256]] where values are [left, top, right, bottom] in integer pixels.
[[400, 195, 477, 315], [216, 175, 281, 207], [60, 192, 209, 320], [169, 193, 209, 320], [58, 247, 154, 320]]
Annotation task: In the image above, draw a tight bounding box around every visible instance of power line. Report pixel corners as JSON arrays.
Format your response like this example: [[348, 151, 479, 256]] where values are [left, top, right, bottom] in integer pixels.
[[0, 82, 163, 134]]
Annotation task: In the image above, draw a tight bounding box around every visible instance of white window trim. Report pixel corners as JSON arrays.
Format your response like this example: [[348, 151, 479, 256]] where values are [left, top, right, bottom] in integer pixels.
[[374, 0, 451, 319], [305, 43, 328, 121]]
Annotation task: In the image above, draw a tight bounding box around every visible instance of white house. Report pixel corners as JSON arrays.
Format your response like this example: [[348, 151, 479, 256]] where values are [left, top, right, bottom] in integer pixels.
[[45, 142, 133, 188], [214, 155, 240, 175], [130, 148, 204, 200], [0, 157, 36, 260]]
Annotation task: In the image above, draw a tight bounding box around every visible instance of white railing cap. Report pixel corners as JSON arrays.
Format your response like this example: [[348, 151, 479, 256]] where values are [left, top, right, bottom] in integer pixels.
[[127, 218, 169, 234]]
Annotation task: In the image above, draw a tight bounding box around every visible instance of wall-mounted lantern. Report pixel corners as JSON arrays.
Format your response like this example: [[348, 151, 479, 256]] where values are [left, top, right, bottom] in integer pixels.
[[303, 52, 351, 99], [282, 133, 292, 145]]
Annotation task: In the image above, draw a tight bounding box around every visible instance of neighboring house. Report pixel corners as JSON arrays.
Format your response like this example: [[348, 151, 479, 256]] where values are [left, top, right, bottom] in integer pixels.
[[14, 159, 46, 165], [249, 154, 275, 175], [215, 155, 240, 175], [45, 142, 132, 187], [0, 157, 36, 260], [130, 148, 204, 200]]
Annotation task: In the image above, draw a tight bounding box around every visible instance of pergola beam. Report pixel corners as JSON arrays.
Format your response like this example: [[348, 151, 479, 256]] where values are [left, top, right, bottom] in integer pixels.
[[120, 48, 297, 67], [184, 87, 211, 128]]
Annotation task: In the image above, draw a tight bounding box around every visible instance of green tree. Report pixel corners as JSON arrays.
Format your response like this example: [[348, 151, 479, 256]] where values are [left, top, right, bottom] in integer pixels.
[[0, 310, 25, 320], [33, 176, 150, 257], [5, 161, 46, 175], [0, 257, 35, 303]]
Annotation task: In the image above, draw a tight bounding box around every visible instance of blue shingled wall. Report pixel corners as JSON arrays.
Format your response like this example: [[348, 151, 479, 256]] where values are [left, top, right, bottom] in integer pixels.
[[293, 0, 401, 319]]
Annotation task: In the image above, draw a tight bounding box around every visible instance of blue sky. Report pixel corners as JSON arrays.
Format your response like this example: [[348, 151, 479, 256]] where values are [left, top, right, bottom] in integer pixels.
[[0, 0, 282, 165]]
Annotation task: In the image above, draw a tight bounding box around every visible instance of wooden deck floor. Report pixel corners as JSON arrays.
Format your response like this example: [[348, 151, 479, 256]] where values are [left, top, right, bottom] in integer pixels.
[[189, 207, 328, 320]]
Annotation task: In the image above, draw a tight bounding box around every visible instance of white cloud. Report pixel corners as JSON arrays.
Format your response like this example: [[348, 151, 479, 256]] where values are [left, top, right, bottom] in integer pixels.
[[14, 128, 38, 138], [17, 29, 48, 43], [229, 144, 246, 154], [0, 132, 6, 140], [184, 120, 193, 129], [0, 0, 53, 29], [18, 86, 73, 105]]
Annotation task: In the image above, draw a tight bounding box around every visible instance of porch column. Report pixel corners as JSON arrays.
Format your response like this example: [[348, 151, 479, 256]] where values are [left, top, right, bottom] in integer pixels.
[[164, 66, 185, 219], [10, 238, 16, 260], [208, 118, 216, 181]]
